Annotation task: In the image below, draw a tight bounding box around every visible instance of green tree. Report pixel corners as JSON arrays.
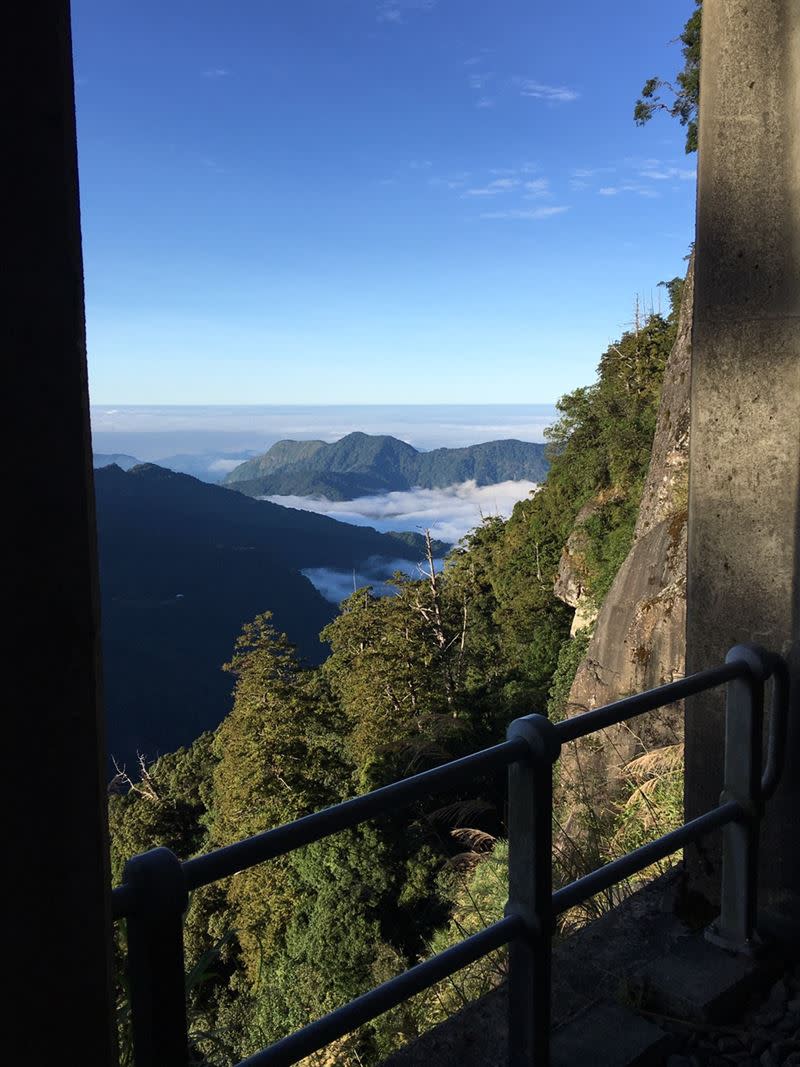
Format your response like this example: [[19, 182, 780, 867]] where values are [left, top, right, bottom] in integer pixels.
[[634, 0, 702, 152], [210, 615, 350, 974], [107, 732, 216, 885], [107, 269, 687, 1063], [322, 580, 462, 791]]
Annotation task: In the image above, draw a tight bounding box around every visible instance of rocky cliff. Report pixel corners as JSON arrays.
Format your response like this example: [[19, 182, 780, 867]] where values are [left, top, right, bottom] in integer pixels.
[[555, 259, 693, 819]]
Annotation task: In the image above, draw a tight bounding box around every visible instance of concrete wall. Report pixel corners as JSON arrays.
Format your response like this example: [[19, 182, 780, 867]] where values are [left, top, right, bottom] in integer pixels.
[[8, 3, 116, 1060], [685, 0, 800, 921]]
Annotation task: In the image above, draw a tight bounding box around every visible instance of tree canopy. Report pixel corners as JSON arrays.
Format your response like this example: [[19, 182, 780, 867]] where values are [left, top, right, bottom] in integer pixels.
[[108, 283, 684, 1064], [634, 0, 702, 153]]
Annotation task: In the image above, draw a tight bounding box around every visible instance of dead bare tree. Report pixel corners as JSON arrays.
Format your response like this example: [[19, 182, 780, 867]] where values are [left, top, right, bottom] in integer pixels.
[[414, 529, 462, 713], [110, 753, 160, 802]]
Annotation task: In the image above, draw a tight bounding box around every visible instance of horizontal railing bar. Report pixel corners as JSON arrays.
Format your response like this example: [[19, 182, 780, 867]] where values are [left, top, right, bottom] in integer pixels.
[[555, 662, 745, 744], [552, 799, 742, 915], [182, 739, 528, 893], [237, 915, 523, 1067]]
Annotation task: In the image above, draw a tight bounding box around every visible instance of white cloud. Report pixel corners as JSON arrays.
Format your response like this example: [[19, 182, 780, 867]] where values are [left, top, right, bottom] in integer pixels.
[[523, 178, 550, 198], [266, 480, 540, 546], [515, 79, 579, 103], [464, 52, 492, 67], [202, 68, 229, 79], [208, 458, 245, 474], [468, 72, 492, 90], [487, 163, 539, 177], [429, 173, 470, 189], [572, 166, 615, 179], [91, 406, 558, 456], [623, 157, 696, 183], [598, 184, 660, 199], [377, 0, 436, 23], [303, 556, 444, 604], [639, 166, 697, 182], [480, 206, 568, 220], [475, 97, 495, 109], [573, 157, 694, 199], [463, 177, 521, 197]]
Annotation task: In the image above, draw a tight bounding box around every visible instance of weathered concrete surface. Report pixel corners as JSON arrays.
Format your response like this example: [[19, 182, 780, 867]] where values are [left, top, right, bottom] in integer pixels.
[[8, 3, 115, 1062], [551, 1002, 672, 1067], [552, 261, 693, 828], [685, 0, 800, 921], [630, 936, 770, 1024]]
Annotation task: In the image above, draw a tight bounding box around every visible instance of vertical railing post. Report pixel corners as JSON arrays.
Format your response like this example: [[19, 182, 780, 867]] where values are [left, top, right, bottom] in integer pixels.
[[506, 714, 561, 1067], [123, 846, 190, 1066], [707, 644, 771, 953]]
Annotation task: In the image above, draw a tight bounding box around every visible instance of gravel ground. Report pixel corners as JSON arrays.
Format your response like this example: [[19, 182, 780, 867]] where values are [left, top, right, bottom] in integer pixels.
[[660, 965, 799, 1066]]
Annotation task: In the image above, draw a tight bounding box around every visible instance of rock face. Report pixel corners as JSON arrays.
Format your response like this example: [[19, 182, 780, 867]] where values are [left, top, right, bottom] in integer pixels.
[[557, 259, 693, 806], [554, 492, 620, 637]]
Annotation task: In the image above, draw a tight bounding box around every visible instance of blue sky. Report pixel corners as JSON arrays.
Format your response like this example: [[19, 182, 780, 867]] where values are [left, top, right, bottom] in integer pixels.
[[72, 0, 696, 405]]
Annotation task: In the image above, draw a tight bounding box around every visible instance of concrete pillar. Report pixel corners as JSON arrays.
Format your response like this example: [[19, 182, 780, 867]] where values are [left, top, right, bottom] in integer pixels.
[[685, 0, 800, 926], [8, 3, 116, 1060]]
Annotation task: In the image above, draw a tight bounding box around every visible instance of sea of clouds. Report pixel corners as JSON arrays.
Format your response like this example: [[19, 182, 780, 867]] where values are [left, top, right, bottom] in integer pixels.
[[301, 556, 441, 605], [90, 406, 547, 604], [292, 480, 538, 603], [267, 479, 539, 545]]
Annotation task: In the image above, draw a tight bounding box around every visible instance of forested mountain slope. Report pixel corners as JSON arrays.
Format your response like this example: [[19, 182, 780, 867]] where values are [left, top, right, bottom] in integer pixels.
[[106, 4, 704, 1060], [224, 432, 549, 500], [96, 463, 445, 767], [108, 275, 688, 1066], [552, 262, 692, 881]]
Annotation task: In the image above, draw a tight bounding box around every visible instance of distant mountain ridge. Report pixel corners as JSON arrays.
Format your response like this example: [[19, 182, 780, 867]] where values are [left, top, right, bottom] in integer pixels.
[[93, 452, 140, 471], [224, 432, 549, 500], [96, 462, 447, 768]]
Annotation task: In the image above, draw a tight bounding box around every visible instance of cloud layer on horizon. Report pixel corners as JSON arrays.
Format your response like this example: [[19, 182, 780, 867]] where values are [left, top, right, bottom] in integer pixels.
[[266, 478, 539, 545]]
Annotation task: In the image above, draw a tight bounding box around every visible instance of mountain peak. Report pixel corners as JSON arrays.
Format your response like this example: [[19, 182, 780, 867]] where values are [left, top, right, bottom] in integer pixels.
[[223, 432, 548, 501]]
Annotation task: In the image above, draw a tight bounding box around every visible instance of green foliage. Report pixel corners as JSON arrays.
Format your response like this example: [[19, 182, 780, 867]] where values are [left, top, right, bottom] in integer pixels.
[[107, 732, 217, 886], [224, 431, 549, 499], [547, 631, 592, 722], [109, 281, 684, 1062], [211, 615, 351, 980], [634, 0, 702, 153], [611, 745, 684, 862], [97, 460, 449, 770], [538, 302, 678, 612], [403, 840, 509, 1034], [581, 496, 639, 604]]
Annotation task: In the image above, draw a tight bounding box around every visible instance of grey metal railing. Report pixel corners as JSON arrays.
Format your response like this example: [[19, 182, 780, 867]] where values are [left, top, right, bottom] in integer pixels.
[[111, 643, 790, 1067]]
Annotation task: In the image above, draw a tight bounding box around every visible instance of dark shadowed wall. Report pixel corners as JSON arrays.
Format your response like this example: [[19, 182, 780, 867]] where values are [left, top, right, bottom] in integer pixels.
[[8, 3, 116, 1060]]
